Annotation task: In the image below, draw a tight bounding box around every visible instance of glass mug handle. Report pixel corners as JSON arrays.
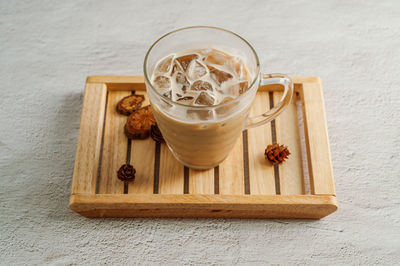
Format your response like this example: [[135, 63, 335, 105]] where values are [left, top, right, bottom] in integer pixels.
[[245, 73, 294, 129]]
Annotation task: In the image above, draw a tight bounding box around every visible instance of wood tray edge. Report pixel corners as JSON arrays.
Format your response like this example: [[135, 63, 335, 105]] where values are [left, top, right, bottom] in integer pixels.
[[69, 194, 337, 219]]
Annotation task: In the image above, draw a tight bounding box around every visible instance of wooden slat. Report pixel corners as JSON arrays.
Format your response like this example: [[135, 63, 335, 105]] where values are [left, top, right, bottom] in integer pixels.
[[70, 194, 338, 219], [71, 83, 107, 194], [129, 138, 155, 194], [248, 92, 276, 195], [98, 91, 130, 194], [301, 79, 335, 195], [159, 145, 184, 194], [87, 75, 145, 84], [219, 135, 245, 195], [189, 168, 214, 194], [129, 91, 155, 194], [274, 92, 304, 195], [87, 76, 146, 91]]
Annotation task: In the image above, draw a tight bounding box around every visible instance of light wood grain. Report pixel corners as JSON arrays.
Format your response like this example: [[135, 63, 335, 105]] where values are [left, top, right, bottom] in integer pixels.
[[219, 135, 245, 195], [259, 83, 302, 93], [189, 168, 214, 194], [274, 92, 304, 195], [301, 79, 335, 195], [70, 194, 337, 219], [129, 138, 155, 194], [159, 145, 184, 194], [248, 92, 276, 195], [128, 91, 155, 194], [87, 75, 145, 84], [87, 76, 146, 91], [98, 91, 130, 194], [71, 83, 107, 195]]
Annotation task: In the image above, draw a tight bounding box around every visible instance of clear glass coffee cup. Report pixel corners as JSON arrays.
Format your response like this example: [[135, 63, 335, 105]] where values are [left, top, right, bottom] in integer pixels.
[[144, 26, 293, 169]]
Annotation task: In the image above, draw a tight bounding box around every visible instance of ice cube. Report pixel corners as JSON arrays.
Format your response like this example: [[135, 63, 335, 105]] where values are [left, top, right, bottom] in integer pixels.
[[195, 48, 212, 56], [229, 57, 249, 80], [171, 61, 183, 75], [176, 54, 199, 71], [176, 96, 195, 105], [195, 92, 215, 106], [191, 80, 213, 91], [206, 49, 231, 65], [156, 55, 173, 73], [207, 65, 233, 85], [227, 81, 248, 96], [238, 81, 248, 94], [153, 76, 171, 89], [163, 90, 172, 99], [175, 71, 189, 92], [187, 60, 207, 81]]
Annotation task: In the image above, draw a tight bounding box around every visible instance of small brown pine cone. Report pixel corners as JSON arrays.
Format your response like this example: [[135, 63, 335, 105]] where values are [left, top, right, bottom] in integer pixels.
[[265, 143, 290, 164], [150, 124, 164, 143], [117, 164, 136, 182]]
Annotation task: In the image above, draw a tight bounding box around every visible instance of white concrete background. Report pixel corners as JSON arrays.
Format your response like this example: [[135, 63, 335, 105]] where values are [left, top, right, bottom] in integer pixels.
[[1, 0, 399, 264]]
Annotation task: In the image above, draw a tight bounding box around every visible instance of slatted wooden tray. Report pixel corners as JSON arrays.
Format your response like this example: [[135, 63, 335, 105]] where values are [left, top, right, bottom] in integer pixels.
[[69, 76, 336, 219]]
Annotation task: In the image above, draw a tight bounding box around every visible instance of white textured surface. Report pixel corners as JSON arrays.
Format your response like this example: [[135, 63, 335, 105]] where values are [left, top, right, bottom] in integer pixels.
[[1, 0, 399, 264]]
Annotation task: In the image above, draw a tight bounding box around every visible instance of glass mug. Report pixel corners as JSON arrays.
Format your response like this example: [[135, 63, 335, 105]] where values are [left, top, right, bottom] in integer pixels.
[[144, 26, 293, 169]]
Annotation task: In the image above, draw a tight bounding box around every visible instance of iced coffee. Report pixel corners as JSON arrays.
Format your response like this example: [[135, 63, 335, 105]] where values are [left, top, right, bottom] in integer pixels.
[[150, 48, 253, 169]]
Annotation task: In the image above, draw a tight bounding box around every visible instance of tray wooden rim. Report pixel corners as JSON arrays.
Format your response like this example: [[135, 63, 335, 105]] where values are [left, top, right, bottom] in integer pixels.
[[69, 75, 336, 219], [70, 194, 337, 219]]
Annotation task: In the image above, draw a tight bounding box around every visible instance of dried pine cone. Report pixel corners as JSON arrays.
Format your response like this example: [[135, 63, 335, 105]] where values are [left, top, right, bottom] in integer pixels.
[[150, 124, 164, 143], [117, 164, 136, 182], [265, 143, 290, 164]]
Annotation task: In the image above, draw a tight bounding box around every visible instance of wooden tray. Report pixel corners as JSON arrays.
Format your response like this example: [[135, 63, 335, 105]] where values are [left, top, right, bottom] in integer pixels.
[[69, 76, 336, 219]]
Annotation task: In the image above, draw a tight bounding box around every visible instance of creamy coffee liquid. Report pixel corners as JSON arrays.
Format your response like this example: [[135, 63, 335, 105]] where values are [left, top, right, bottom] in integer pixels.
[[149, 48, 254, 169], [151, 48, 251, 106]]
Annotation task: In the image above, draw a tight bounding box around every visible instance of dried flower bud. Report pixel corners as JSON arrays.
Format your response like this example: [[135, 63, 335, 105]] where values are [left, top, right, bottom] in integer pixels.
[[265, 143, 290, 164]]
